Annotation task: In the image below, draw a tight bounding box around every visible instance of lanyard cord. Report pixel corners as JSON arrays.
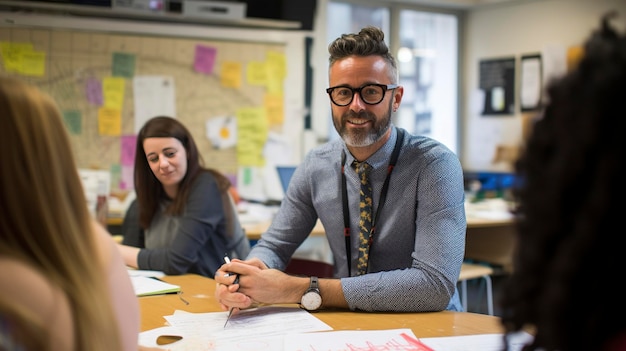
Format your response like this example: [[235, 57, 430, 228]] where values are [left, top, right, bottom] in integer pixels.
[[340, 128, 405, 276]]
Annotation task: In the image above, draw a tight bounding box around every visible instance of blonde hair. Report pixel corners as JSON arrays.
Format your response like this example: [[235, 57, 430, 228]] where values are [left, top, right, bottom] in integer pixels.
[[0, 77, 122, 351]]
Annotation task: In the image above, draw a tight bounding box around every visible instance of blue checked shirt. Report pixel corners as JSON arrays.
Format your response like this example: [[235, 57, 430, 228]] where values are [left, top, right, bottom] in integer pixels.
[[249, 126, 466, 312]]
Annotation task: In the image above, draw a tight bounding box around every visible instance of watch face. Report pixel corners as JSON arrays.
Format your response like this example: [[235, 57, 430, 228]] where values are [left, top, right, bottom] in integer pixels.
[[302, 291, 322, 310]]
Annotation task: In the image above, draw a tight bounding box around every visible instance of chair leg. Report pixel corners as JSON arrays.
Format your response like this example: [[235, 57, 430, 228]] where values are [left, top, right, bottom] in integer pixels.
[[461, 279, 468, 312], [484, 275, 494, 316], [460, 275, 494, 315]]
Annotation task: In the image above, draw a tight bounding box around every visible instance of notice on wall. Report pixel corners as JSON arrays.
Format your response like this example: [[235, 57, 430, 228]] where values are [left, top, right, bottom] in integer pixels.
[[520, 53, 542, 112], [479, 57, 516, 116]]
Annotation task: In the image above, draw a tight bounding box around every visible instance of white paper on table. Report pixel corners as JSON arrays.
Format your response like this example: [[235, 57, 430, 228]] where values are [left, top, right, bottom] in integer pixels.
[[139, 306, 333, 350], [284, 328, 429, 351], [284, 330, 534, 351], [419, 331, 534, 351]]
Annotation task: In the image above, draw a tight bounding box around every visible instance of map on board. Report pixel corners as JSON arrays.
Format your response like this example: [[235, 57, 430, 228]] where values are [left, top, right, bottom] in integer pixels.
[[0, 26, 287, 192]]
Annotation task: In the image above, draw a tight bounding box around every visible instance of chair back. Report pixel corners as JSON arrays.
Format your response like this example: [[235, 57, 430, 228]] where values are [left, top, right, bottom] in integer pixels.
[[222, 190, 250, 259], [285, 258, 334, 278]]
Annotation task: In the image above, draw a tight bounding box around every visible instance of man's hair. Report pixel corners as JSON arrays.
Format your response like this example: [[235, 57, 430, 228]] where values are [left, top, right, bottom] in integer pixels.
[[500, 12, 626, 351], [328, 26, 398, 83]]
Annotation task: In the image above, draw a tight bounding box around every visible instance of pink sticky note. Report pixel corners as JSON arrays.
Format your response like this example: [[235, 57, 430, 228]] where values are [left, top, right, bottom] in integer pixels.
[[120, 164, 134, 190], [85, 77, 103, 106], [120, 135, 137, 166], [194, 45, 217, 75]]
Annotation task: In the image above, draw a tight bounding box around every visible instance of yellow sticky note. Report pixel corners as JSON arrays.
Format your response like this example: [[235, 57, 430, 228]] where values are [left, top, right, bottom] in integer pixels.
[[567, 45, 584, 72], [266, 51, 285, 94], [221, 61, 242, 88], [20, 50, 46, 77], [264, 93, 284, 125], [246, 61, 268, 86], [236, 107, 267, 167], [266, 51, 286, 79], [102, 77, 126, 109], [0, 42, 34, 73], [98, 107, 122, 136]]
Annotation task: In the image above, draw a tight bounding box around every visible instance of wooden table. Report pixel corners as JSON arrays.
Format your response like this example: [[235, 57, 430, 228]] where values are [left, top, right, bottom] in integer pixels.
[[140, 274, 505, 337], [107, 216, 124, 226], [242, 216, 517, 272], [110, 209, 514, 237], [242, 216, 513, 240], [242, 219, 326, 241], [107, 216, 326, 240], [467, 216, 513, 228]]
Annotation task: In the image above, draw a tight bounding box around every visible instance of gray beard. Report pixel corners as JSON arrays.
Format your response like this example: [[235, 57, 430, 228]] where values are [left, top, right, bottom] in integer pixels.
[[335, 100, 393, 147]]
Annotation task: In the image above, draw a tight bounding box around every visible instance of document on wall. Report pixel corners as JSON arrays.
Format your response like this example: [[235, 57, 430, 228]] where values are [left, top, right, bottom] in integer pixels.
[[138, 306, 333, 350], [133, 76, 176, 134]]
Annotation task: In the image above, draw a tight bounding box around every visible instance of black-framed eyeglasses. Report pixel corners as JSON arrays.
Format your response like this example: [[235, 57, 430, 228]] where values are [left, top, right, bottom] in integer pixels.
[[326, 84, 398, 106]]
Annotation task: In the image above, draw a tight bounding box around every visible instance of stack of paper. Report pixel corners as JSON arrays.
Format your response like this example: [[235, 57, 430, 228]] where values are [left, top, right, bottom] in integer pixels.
[[139, 305, 534, 351], [285, 329, 430, 350], [139, 306, 332, 350], [285, 330, 534, 351]]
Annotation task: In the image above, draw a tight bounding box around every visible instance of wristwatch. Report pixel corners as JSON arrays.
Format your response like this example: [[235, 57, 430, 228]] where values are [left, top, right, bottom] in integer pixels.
[[300, 276, 322, 311]]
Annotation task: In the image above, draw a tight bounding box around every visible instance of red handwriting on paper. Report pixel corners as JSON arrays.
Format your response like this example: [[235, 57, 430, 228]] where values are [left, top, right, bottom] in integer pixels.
[[305, 332, 436, 351]]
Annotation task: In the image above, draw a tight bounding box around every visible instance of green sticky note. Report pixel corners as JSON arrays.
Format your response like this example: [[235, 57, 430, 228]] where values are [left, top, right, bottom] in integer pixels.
[[112, 52, 136, 78], [63, 110, 82, 134], [243, 167, 252, 185]]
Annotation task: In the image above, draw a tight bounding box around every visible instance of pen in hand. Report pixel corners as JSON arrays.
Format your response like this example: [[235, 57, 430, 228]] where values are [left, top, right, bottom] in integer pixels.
[[223, 254, 239, 328]]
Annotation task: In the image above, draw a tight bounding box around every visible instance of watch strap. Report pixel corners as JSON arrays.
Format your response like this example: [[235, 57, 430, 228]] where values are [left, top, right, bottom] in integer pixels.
[[309, 276, 319, 290]]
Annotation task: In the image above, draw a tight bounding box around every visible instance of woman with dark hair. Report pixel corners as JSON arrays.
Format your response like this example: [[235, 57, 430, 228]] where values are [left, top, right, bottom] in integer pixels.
[[118, 116, 250, 277], [500, 13, 626, 351]]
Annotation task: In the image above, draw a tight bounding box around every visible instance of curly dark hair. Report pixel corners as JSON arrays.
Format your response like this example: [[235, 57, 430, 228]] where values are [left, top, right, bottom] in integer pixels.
[[500, 12, 626, 351], [327, 25, 398, 83]]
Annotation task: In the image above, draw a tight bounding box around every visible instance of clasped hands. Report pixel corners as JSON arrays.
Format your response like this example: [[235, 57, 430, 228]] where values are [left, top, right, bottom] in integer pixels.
[[214, 257, 307, 312]]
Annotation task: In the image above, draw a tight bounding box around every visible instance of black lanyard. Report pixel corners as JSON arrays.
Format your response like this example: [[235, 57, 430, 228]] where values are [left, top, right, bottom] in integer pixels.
[[340, 128, 404, 276]]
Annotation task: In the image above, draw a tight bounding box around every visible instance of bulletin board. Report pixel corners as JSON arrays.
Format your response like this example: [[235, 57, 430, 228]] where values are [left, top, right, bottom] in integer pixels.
[[0, 21, 289, 192], [479, 57, 516, 116]]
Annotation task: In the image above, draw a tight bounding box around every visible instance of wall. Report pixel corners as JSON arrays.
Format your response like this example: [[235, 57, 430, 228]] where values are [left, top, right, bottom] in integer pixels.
[[6, 0, 625, 178], [462, 0, 626, 172]]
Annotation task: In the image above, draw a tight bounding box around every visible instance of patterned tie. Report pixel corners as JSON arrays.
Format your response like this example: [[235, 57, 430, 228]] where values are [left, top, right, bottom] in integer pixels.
[[354, 161, 372, 276]]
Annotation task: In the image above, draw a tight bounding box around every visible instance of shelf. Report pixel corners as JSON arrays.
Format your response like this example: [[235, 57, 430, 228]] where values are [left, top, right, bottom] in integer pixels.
[[0, 0, 301, 29]]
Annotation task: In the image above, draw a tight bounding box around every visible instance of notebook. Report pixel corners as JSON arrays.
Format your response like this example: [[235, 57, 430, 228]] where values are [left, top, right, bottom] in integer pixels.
[[130, 275, 180, 297]]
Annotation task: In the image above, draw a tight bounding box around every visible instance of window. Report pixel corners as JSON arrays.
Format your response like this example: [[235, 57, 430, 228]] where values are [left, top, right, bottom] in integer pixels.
[[397, 9, 458, 153], [321, 1, 459, 154]]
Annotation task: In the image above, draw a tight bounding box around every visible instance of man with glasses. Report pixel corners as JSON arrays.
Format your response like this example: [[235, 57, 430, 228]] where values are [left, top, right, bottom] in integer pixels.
[[215, 26, 466, 313]]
